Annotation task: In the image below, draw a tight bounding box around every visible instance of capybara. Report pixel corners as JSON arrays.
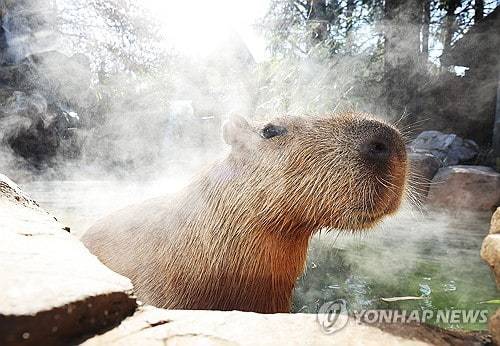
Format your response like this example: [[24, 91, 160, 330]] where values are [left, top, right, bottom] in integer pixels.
[[82, 113, 408, 313]]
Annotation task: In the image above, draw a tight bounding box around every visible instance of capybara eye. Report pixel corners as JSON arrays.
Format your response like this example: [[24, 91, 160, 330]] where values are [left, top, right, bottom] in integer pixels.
[[261, 124, 287, 139]]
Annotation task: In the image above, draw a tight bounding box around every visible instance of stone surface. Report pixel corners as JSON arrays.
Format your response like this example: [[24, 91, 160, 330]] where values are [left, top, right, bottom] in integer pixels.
[[490, 207, 500, 234], [409, 131, 479, 166], [427, 166, 500, 211], [0, 174, 137, 345], [0, 55, 86, 166], [481, 233, 500, 288], [82, 306, 487, 346], [0, 0, 59, 63], [408, 152, 442, 198], [481, 207, 500, 346]]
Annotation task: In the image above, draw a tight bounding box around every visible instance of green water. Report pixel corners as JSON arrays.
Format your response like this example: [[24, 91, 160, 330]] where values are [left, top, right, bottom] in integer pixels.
[[21, 180, 499, 331], [293, 211, 498, 330]]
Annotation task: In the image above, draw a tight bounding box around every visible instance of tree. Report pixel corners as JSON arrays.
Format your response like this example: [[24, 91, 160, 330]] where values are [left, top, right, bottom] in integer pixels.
[[383, 0, 423, 120], [440, 0, 461, 64], [260, 0, 385, 58], [55, 0, 168, 77], [421, 0, 432, 61], [474, 0, 484, 22]]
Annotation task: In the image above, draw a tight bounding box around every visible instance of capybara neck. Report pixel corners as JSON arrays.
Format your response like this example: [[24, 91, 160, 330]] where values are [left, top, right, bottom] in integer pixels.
[[171, 158, 314, 312]]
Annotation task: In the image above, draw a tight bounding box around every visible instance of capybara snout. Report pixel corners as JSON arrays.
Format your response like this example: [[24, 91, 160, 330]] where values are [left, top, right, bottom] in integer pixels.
[[355, 119, 407, 185]]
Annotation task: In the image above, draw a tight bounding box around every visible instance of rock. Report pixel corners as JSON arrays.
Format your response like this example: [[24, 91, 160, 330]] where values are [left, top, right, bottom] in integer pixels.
[[408, 152, 442, 198], [481, 208, 500, 342], [409, 131, 479, 166], [490, 207, 500, 234], [427, 166, 500, 211], [481, 233, 500, 288], [0, 87, 82, 165], [0, 89, 47, 119], [481, 208, 500, 288], [0, 64, 22, 87], [0, 174, 137, 345], [0, 0, 59, 64], [489, 309, 500, 345], [81, 306, 487, 346], [22, 51, 93, 106]]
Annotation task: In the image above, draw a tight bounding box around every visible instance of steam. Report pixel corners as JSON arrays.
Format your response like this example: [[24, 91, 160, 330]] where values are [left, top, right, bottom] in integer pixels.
[[0, 0, 497, 322], [0, 0, 390, 181], [294, 205, 496, 314]]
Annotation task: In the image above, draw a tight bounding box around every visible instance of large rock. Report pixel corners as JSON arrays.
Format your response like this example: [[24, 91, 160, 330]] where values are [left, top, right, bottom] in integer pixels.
[[481, 208, 500, 288], [0, 87, 82, 166], [409, 131, 479, 166], [490, 207, 500, 234], [81, 306, 487, 346], [481, 233, 500, 288], [427, 166, 500, 210], [0, 174, 137, 345], [481, 208, 500, 344], [0, 0, 59, 64]]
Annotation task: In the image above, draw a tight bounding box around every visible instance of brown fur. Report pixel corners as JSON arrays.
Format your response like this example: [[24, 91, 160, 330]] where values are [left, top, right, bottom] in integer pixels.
[[81, 113, 408, 313]]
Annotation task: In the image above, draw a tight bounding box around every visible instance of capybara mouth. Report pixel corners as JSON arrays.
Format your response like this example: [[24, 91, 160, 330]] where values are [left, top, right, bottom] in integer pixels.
[[353, 197, 404, 229], [332, 117, 408, 230], [353, 168, 407, 229]]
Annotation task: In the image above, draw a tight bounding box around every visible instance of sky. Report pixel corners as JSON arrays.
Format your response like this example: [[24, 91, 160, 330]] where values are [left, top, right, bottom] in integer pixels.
[[142, 0, 271, 61]]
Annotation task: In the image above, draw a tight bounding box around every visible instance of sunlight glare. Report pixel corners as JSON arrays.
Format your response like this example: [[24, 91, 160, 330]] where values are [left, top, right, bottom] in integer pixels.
[[143, 0, 269, 60]]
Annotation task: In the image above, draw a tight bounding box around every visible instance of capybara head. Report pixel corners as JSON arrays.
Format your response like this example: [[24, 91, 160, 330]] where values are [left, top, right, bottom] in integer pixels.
[[222, 113, 408, 232]]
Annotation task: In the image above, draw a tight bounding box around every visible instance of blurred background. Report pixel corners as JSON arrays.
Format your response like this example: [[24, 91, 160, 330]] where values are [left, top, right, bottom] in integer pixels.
[[0, 0, 499, 331]]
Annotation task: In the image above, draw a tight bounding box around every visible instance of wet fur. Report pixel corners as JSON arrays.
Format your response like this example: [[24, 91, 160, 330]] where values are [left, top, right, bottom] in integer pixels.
[[82, 113, 408, 313]]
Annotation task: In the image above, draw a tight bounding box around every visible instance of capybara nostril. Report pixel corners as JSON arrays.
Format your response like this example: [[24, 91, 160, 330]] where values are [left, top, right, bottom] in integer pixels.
[[360, 135, 392, 164]]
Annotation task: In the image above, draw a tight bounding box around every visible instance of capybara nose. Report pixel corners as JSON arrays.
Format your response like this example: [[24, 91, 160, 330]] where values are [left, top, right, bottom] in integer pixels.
[[361, 135, 391, 163], [360, 135, 391, 164]]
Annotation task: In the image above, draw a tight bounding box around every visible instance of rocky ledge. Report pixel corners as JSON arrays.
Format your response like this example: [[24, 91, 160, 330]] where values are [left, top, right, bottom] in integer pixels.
[[0, 174, 136, 345], [481, 207, 500, 344], [427, 166, 500, 211], [408, 131, 500, 211], [80, 306, 489, 346], [0, 174, 494, 345]]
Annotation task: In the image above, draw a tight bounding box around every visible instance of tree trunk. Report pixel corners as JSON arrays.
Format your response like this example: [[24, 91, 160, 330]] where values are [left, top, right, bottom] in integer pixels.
[[344, 0, 356, 50], [421, 0, 431, 61], [345, 0, 355, 30], [441, 0, 461, 68], [383, 0, 422, 120], [474, 0, 484, 23], [307, 0, 328, 48]]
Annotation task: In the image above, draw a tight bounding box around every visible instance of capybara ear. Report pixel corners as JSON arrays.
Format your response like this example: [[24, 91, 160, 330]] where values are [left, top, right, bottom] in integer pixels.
[[222, 116, 252, 146]]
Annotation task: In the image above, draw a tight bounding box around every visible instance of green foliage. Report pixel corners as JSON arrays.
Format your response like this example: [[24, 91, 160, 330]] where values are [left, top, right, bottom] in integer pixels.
[[57, 0, 170, 77], [259, 0, 385, 59]]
